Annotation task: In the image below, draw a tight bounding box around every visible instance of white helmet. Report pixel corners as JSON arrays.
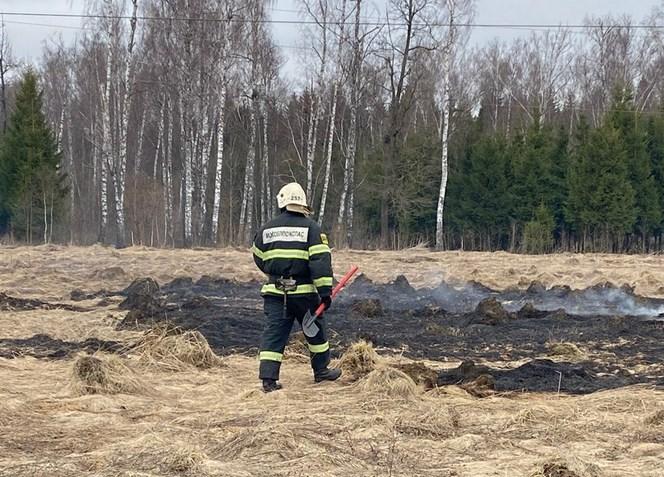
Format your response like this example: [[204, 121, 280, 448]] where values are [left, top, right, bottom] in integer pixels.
[[277, 182, 311, 215]]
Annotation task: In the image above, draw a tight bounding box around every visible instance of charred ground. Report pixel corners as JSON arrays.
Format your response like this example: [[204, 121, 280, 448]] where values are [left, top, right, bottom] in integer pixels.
[[10, 273, 652, 394]]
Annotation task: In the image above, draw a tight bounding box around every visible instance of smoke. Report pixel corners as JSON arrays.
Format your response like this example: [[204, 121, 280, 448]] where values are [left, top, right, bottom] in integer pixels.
[[345, 275, 664, 318], [432, 281, 664, 318]]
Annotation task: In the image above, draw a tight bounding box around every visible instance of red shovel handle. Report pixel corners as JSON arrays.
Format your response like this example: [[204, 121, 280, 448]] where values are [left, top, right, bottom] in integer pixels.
[[314, 265, 359, 317]]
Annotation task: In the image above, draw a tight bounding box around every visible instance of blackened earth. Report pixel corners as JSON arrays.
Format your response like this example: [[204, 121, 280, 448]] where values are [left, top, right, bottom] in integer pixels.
[[3, 274, 664, 393]]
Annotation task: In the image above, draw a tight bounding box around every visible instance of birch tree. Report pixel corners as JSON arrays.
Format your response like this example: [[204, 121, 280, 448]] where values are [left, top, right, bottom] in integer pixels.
[[114, 0, 138, 247], [0, 19, 12, 133], [435, 0, 473, 249], [318, 0, 348, 224], [379, 0, 438, 247], [337, 0, 372, 243], [301, 0, 331, 201], [209, 4, 238, 243]]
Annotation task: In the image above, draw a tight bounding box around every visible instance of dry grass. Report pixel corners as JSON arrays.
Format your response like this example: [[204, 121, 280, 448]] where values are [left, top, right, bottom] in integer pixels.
[[338, 340, 378, 381], [1, 246, 664, 476], [2, 353, 663, 476], [131, 324, 224, 371], [644, 409, 664, 426], [163, 442, 208, 473], [359, 366, 419, 399], [546, 341, 587, 361], [530, 455, 601, 477], [70, 353, 148, 396], [6, 245, 664, 298]]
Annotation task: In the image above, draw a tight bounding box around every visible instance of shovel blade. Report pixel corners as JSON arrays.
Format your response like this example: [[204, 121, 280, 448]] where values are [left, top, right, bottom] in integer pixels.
[[302, 310, 320, 338]]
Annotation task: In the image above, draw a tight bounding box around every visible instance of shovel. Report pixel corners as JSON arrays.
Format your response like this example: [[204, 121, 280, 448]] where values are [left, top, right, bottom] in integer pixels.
[[302, 265, 360, 338]]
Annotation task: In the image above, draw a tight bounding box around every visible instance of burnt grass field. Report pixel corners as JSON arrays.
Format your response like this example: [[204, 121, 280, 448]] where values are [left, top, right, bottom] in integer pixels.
[[3, 272, 662, 395]]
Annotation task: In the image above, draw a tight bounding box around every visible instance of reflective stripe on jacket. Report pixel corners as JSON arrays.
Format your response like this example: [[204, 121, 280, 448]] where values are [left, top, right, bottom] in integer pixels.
[[252, 210, 333, 297]]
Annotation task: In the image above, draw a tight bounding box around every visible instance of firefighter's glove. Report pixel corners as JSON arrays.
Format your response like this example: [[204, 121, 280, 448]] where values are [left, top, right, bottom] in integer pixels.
[[321, 295, 332, 311]]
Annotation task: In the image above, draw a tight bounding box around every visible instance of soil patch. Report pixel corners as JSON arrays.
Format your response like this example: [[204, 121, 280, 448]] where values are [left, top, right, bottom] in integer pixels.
[[0, 334, 122, 359], [0, 293, 84, 312], [437, 359, 623, 394], [395, 362, 439, 389]]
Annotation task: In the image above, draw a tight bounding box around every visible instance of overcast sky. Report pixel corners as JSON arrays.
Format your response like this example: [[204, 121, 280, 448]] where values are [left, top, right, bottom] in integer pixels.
[[2, 0, 662, 74]]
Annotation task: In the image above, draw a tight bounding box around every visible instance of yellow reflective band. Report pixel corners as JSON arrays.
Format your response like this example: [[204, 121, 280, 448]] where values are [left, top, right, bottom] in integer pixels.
[[263, 249, 309, 261], [261, 284, 317, 295], [251, 244, 265, 260], [259, 351, 283, 362], [308, 244, 331, 256], [313, 277, 333, 288], [308, 342, 329, 353]]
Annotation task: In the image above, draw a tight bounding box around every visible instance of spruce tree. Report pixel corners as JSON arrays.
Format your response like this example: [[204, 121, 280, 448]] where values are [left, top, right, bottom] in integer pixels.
[[566, 117, 636, 249], [606, 88, 661, 248], [646, 113, 664, 237], [462, 135, 513, 249], [0, 69, 66, 243]]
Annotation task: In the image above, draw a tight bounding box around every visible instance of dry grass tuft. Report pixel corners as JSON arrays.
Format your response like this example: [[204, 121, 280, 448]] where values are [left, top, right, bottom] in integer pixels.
[[547, 341, 586, 360], [70, 354, 147, 395], [359, 366, 418, 399], [163, 443, 208, 473], [338, 340, 378, 380], [132, 324, 223, 371], [531, 456, 601, 477], [394, 409, 454, 439], [644, 409, 664, 426]]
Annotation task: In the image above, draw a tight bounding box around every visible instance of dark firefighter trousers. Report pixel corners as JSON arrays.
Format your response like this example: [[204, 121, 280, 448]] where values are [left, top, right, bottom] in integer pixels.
[[259, 294, 330, 381]]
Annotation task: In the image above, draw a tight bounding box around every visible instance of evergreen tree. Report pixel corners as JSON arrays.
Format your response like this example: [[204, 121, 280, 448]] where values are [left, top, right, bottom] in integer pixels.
[[394, 131, 439, 240], [645, 112, 664, 237], [460, 134, 513, 249], [0, 69, 66, 243], [509, 121, 568, 245], [566, 117, 636, 249], [606, 88, 661, 248], [523, 202, 555, 253]]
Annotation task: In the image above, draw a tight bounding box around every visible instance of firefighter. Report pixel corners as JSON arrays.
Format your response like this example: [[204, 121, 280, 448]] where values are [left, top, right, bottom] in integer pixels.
[[252, 182, 342, 392]]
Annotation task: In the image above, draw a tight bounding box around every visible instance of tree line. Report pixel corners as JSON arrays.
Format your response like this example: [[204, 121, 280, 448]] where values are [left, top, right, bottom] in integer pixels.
[[1, 0, 664, 253]]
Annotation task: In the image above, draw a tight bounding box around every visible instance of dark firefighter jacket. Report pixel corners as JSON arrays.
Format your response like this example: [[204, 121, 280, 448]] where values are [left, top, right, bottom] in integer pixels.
[[252, 210, 333, 297]]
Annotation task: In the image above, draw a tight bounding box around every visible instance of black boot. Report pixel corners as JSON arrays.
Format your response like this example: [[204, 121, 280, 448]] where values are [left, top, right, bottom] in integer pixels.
[[314, 367, 342, 383], [262, 379, 283, 393]]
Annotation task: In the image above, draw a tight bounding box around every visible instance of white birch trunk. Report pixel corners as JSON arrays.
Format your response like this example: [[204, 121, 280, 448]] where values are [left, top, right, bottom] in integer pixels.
[[91, 113, 97, 192], [211, 84, 227, 242], [180, 94, 193, 244], [200, 103, 214, 236], [135, 106, 147, 176], [100, 44, 112, 241], [43, 190, 48, 244], [56, 106, 65, 154], [153, 99, 165, 180], [261, 95, 270, 222], [317, 86, 338, 224], [239, 100, 257, 243], [114, 0, 138, 246], [66, 100, 75, 241], [305, 92, 316, 200], [338, 0, 362, 239], [435, 2, 457, 250], [163, 101, 174, 245], [318, 0, 347, 224], [435, 78, 451, 249]]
